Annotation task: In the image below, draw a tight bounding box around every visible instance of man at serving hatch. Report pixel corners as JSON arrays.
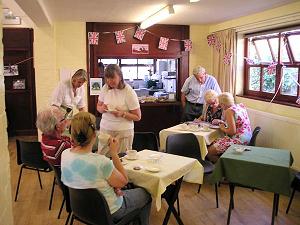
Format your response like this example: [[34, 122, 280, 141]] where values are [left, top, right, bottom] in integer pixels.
[[181, 66, 221, 122]]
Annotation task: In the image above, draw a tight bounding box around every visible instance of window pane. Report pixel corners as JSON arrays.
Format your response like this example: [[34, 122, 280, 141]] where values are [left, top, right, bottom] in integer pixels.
[[281, 41, 290, 62], [281, 67, 299, 96], [121, 66, 137, 80], [101, 58, 118, 64], [138, 66, 151, 79], [269, 38, 279, 61], [121, 59, 137, 64], [138, 59, 154, 64], [249, 67, 261, 91], [288, 34, 300, 61], [262, 68, 275, 93], [254, 40, 273, 63]]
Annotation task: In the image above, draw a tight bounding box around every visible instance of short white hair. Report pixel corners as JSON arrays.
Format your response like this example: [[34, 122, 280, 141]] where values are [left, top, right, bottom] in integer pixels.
[[193, 66, 206, 76], [218, 92, 235, 106], [204, 89, 218, 103], [36, 106, 63, 135]]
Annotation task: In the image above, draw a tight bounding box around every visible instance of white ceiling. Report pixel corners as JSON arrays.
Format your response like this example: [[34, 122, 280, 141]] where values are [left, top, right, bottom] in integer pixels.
[[3, 0, 298, 26]]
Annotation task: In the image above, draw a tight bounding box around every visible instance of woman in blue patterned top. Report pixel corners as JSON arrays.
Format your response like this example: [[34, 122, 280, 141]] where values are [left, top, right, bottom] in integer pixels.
[[61, 112, 151, 224]]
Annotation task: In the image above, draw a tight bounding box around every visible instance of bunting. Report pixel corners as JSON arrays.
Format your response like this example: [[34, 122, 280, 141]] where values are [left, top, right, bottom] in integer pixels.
[[134, 27, 147, 41], [158, 37, 169, 50], [114, 30, 126, 44], [183, 39, 192, 51], [88, 32, 99, 45]]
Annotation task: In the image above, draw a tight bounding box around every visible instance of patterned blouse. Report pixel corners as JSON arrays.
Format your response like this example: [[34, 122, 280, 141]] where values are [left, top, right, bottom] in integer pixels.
[[205, 105, 223, 123]]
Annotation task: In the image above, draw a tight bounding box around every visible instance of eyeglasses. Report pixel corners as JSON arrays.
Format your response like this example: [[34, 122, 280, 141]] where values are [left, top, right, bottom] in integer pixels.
[[60, 107, 72, 123]]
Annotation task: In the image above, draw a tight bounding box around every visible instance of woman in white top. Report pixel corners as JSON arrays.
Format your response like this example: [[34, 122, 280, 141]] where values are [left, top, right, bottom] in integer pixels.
[[51, 69, 87, 112], [97, 64, 141, 155]]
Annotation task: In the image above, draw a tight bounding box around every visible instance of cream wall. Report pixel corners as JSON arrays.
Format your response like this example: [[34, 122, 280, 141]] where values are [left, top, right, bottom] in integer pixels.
[[0, 3, 14, 225], [34, 22, 86, 113], [190, 1, 300, 169]]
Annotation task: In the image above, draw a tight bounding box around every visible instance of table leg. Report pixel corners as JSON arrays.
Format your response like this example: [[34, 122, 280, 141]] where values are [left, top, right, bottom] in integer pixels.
[[227, 183, 235, 225], [275, 194, 279, 216], [271, 193, 279, 225]]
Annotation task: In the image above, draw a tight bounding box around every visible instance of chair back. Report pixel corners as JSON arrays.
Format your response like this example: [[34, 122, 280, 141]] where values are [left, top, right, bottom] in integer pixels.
[[50, 165, 71, 213], [166, 133, 202, 162], [249, 126, 261, 146], [16, 139, 50, 169], [132, 132, 159, 151], [68, 187, 113, 225]]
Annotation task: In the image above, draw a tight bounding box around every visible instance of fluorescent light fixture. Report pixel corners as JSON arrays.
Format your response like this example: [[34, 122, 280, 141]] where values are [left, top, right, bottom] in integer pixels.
[[190, 0, 200, 2], [140, 5, 175, 29]]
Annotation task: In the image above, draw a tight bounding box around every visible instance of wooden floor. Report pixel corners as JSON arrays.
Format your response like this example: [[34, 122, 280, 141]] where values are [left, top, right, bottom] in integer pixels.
[[9, 136, 300, 225]]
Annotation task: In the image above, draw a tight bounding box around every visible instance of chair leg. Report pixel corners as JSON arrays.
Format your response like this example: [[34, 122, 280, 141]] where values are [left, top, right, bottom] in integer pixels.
[[58, 198, 66, 219], [37, 170, 43, 189], [286, 188, 296, 214], [197, 184, 201, 193], [14, 166, 24, 201], [65, 212, 71, 225], [215, 183, 219, 208], [49, 176, 56, 210], [177, 196, 180, 216], [70, 215, 74, 225]]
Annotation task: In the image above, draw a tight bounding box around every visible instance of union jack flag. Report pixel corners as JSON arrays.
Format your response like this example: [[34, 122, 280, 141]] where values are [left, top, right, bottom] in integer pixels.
[[158, 37, 169, 50], [207, 34, 216, 46], [267, 62, 277, 74], [215, 39, 222, 52], [223, 52, 232, 65], [244, 57, 255, 65], [183, 39, 192, 51], [114, 30, 126, 44], [88, 32, 99, 45], [134, 27, 146, 41]]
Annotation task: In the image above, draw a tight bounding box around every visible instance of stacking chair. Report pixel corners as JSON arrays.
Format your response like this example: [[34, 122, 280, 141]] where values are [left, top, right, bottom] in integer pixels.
[[49, 165, 72, 225], [14, 139, 52, 201], [68, 187, 141, 225], [132, 132, 159, 151], [286, 172, 300, 214], [248, 126, 261, 146], [166, 133, 219, 209]]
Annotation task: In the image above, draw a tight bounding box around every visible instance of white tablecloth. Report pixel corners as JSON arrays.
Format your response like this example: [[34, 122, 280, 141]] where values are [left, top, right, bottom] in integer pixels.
[[159, 124, 222, 159], [123, 150, 203, 210]]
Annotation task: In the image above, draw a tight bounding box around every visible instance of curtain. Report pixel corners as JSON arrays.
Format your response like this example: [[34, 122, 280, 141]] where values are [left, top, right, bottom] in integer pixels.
[[210, 29, 236, 94]]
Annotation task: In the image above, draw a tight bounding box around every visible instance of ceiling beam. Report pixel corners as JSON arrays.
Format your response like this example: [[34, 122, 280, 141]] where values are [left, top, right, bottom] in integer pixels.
[[15, 0, 52, 26]]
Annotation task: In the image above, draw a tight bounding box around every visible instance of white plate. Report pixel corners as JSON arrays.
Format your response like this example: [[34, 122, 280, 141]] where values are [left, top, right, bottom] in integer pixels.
[[145, 166, 161, 173], [209, 124, 220, 129], [124, 155, 138, 160]]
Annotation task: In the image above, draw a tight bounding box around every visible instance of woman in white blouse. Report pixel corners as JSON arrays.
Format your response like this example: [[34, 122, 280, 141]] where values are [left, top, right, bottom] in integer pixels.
[[51, 69, 87, 112], [97, 64, 141, 155]]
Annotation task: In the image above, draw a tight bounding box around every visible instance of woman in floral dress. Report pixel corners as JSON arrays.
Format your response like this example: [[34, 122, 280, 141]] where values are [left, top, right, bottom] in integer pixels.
[[207, 92, 252, 162]]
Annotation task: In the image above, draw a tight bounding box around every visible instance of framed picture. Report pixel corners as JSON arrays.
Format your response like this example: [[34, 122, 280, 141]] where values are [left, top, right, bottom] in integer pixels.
[[12, 79, 26, 90], [89, 78, 103, 95], [132, 44, 149, 55], [4, 65, 19, 76]]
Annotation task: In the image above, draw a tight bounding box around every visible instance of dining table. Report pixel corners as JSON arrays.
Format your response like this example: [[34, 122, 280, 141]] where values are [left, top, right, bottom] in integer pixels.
[[122, 149, 204, 225], [159, 123, 223, 159], [210, 145, 295, 225]]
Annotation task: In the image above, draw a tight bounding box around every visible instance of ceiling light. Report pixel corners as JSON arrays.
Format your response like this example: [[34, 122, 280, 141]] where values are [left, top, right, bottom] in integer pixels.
[[140, 5, 175, 29], [190, 0, 201, 2]]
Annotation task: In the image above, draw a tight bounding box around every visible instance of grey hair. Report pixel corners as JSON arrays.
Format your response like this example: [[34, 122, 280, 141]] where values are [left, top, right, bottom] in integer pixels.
[[36, 106, 63, 134], [72, 69, 88, 81], [204, 89, 219, 103], [218, 92, 235, 106], [193, 66, 206, 76]]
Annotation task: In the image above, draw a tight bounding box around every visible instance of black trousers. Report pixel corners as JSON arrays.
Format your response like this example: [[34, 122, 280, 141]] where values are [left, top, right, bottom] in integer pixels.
[[182, 101, 203, 122]]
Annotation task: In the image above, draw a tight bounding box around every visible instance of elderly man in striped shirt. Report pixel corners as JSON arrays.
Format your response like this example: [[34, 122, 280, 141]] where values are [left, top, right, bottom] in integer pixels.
[[181, 66, 221, 122], [36, 106, 71, 166]]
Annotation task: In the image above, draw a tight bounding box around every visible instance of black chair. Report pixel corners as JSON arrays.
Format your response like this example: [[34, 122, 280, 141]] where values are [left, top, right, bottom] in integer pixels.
[[49, 165, 72, 225], [286, 172, 300, 214], [248, 126, 261, 146], [132, 132, 159, 151], [166, 133, 219, 208], [14, 139, 52, 201], [68, 187, 141, 225]]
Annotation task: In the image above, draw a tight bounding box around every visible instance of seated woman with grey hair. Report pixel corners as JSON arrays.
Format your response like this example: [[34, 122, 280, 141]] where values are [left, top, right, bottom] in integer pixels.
[[197, 89, 223, 123], [36, 106, 72, 166]]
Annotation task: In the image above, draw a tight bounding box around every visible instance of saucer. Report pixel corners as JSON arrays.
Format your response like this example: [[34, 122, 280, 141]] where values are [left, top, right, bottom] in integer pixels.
[[209, 124, 220, 129], [145, 166, 160, 173], [124, 155, 138, 160]]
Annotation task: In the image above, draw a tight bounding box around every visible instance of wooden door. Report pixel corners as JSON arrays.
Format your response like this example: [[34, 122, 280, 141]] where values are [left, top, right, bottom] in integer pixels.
[[3, 28, 37, 136]]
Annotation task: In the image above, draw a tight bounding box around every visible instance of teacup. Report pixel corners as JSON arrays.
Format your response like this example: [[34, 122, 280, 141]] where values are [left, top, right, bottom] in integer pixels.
[[126, 150, 138, 159], [202, 124, 210, 131], [147, 154, 161, 168], [189, 124, 199, 132]]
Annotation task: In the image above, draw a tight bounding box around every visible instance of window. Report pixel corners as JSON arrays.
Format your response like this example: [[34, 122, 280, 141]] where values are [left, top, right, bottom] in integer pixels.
[[244, 27, 300, 105]]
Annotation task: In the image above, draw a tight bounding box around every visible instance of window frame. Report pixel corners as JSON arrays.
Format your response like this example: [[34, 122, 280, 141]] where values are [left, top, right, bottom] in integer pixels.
[[243, 28, 300, 106]]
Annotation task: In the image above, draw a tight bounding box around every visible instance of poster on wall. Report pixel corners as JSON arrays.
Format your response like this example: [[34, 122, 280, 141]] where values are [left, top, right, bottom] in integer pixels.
[[132, 44, 149, 54], [12, 79, 25, 89], [4, 65, 19, 76], [90, 78, 103, 95]]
